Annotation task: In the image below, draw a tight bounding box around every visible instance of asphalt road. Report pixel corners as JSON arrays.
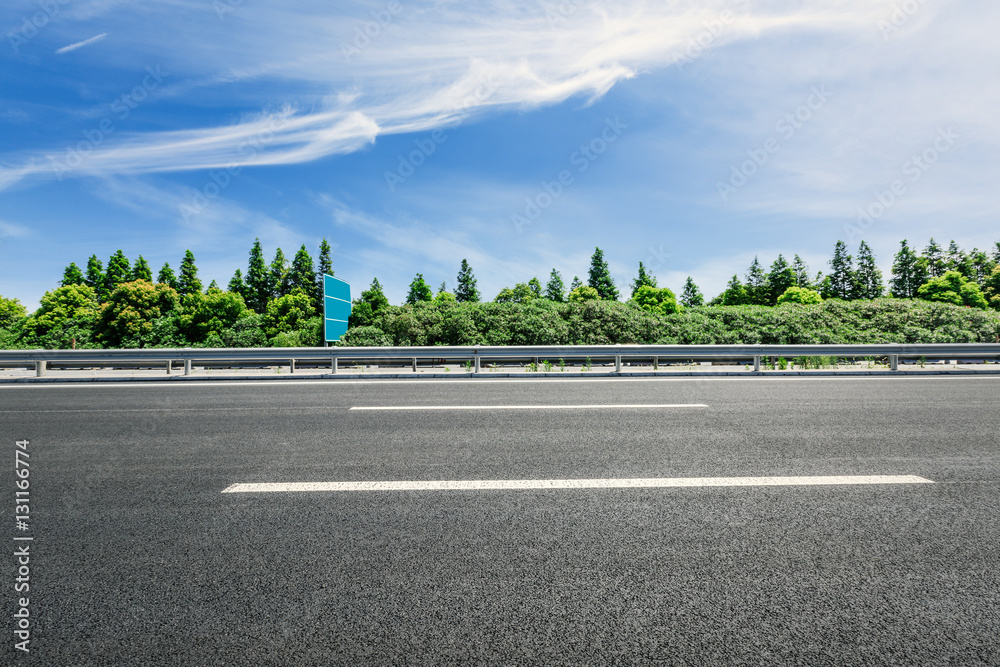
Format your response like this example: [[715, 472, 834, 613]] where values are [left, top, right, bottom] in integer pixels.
[[2, 376, 999, 665]]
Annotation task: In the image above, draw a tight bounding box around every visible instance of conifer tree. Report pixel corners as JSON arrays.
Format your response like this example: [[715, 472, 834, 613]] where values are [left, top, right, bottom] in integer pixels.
[[945, 240, 965, 272], [890, 240, 924, 298], [61, 262, 85, 287], [745, 257, 767, 305], [924, 238, 946, 277], [825, 241, 855, 300], [131, 256, 152, 282], [527, 277, 542, 298], [105, 250, 131, 294], [630, 261, 657, 298], [157, 263, 179, 291], [177, 250, 202, 296], [854, 241, 884, 299], [269, 248, 289, 299], [228, 269, 247, 299], [455, 259, 480, 302], [406, 273, 433, 304], [545, 269, 565, 302], [85, 255, 105, 296], [587, 247, 619, 301], [791, 255, 811, 288], [720, 275, 749, 305], [680, 277, 704, 307], [569, 276, 583, 291], [245, 238, 270, 313], [315, 238, 333, 307], [290, 245, 316, 304], [766, 254, 796, 304]]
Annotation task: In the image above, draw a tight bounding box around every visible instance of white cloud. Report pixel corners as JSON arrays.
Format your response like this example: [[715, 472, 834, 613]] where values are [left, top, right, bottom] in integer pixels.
[[55, 32, 108, 54]]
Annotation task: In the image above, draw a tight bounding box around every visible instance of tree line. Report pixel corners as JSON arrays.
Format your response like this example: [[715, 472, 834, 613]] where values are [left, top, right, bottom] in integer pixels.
[[1, 236, 999, 350]]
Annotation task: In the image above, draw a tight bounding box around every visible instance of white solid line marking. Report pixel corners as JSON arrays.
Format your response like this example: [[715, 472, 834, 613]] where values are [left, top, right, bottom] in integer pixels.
[[349, 403, 708, 411], [222, 475, 934, 493]]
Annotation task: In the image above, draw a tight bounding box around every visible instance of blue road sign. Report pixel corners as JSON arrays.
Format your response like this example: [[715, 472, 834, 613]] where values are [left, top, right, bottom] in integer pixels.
[[323, 274, 351, 342]]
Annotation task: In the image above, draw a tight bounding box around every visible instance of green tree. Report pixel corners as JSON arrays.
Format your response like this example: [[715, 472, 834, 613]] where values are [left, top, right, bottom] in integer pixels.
[[228, 269, 247, 299], [131, 256, 152, 282], [890, 240, 926, 298], [917, 271, 988, 309], [61, 262, 85, 287], [105, 250, 131, 296], [96, 280, 181, 347], [289, 245, 316, 306], [269, 248, 289, 299], [825, 241, 855, 300], [791, 255, 811, 288], [527, 277, 542, 299], [569, 276, 582, 291], [766, 255, 796, 305], [854, 241, 884, 299], [406, 273, 433, 304], [992, 242, 1000, 265], [315, 238, 333, 307], [85, 255, 105, 297], [263, 292, 316, 339], [20, 285, 99, 348], [923, 238, 946, 278], [568, 285, 599, 302], [0, 295, 27, 329], [177, 250, 202, 296], [630, 261, 657, 298], [680, 277, 704, 307], [967, 249, 995, 284], [349, 278, 390, 327], [945, 240, 965, 273], [632, 285, 681, 315], [175, 288, 249, 343], [157, 263, 179, 291], [545, 269, 565, 302], [587, 247, 619, 301], [245, 238, 270, 313], [494, 283, 536, 304], [716, 275, 749, 306], [455, 259, 480, 303], [745, 257, 767, 305], [777, 286, 823, 305], [982, 266, 1000, 310]]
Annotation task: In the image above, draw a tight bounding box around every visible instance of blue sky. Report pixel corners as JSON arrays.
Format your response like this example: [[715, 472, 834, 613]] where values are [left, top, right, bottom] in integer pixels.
[[2, 0, 998, 309]]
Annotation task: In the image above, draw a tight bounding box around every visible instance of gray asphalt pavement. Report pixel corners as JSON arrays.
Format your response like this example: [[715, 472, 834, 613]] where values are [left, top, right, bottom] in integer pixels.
[[2, 376, 999, 665]]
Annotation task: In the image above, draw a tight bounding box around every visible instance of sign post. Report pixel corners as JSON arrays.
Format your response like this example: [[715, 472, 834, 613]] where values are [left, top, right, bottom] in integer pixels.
[[322, 274, 352, 343]]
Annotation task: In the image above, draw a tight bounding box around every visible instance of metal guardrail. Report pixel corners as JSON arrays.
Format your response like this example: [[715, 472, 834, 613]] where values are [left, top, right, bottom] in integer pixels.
[[2, 344, 1000, 377]]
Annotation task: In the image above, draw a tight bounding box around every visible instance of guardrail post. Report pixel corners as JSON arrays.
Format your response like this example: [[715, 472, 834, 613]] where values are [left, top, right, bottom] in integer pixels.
[[889, 354, 899, 371], [474, 355, 481, 374], [753, 356, 761, 372], [331, 357, 338, 374], [290, 359, 296, 374], [653, 356, 658, 371], [166, 360, 172, 374], [412, 357, 417, 373], [184, 359, 192, 376], [35, 360, 46, 377], [615, 355, 622, 373]]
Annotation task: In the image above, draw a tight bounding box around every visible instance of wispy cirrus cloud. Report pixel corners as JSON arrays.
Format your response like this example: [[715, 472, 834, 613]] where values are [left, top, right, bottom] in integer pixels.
[[55, 32, 107, 54]]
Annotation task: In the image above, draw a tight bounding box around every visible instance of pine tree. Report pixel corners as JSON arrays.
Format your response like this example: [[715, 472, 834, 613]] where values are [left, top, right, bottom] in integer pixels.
[[854, 241, 884, 299], [207, 279, 219, 291], [269, 248, 289, 299], [406, 273, 433, 304], [545, 269, 565, 302], [630, 261, 657, 298], [792, 255, 811, 288], [945, 240, 965, 272], [315, 238, 333, 308], [890, 240, 924, 298], [85, 255, 105, 296], [157, 263, 179, 291], [228, 269, 247, 298], [455, 259, 480, 302], [61, 262, 85, 287], [438, 281, 447, 295], [826, 241, 855, 300], [245, 238, 270, 313], [766, 254, 796, 304], [924, 238, 946, 277], [587, 247, 619, 301], [289, 245, 316, 302], [720, 275, 749, 306], [993, 242, 1000, 265], [680, 277, 704, 307], [131, 256, 152, 282], [968, 249, 996, 285], [177, 250, 202, 296], [745, 257, 767, 305], [569, 276, 582, 291], [361, 278, 389, 313], [105, 250, 131, 294]]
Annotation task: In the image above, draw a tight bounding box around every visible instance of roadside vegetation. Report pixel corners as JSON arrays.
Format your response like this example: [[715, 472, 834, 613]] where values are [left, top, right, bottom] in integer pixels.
[[2, 237, 999, 349]]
